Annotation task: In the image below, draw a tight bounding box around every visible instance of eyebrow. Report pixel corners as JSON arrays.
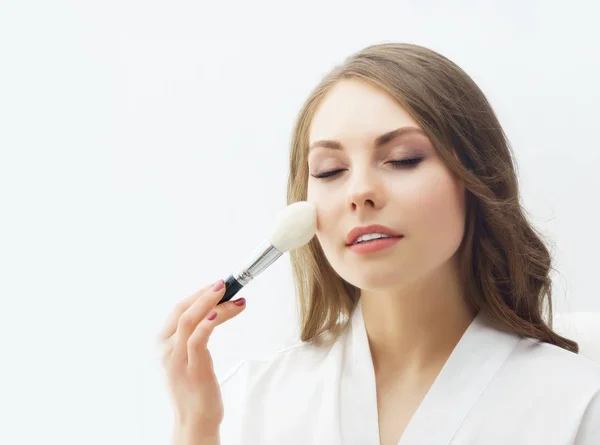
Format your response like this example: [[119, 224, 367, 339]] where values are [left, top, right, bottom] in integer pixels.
[[308, 126, 426, 152]]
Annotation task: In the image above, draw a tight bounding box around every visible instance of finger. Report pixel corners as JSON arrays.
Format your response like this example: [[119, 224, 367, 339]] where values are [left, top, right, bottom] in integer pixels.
[[187, 298, 247, 369], [164, 297, 247, 368], [173, 280, 227, 355], [159, 335, 175, 367], [158, 283, 212, 341]]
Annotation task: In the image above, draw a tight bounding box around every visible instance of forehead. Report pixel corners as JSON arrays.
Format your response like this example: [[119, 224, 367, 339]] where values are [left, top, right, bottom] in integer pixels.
[[308, 79, 421, 145]]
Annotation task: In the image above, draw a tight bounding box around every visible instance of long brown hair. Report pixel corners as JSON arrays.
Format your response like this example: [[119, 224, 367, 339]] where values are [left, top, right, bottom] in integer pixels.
[[286, 42, 578, 353]]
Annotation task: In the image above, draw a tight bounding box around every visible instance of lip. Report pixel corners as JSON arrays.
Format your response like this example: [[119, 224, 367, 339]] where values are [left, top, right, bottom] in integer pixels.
[[348, 236, 403, 254], [345, 224, 403, 246]]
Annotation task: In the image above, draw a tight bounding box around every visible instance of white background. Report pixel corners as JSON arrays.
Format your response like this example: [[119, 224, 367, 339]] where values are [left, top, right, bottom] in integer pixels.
[[1, 1, 599, 443]]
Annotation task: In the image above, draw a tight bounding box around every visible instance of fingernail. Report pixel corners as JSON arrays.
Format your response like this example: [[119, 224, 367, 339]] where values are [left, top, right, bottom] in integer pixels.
[[233, 297, 246, 306], [207, 311, 217, 321], [212, 280, 224, 292]]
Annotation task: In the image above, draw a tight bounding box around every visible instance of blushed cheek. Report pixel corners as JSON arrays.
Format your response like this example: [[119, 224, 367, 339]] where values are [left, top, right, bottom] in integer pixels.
[[314, 206, 337, 260], [307, 187, 336, 237], [410, 170, 466, 243], [315, 202, 346, 262]]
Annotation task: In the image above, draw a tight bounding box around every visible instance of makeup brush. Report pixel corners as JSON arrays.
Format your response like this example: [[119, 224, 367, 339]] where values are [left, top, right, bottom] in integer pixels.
[[217, 201, 317, 305]]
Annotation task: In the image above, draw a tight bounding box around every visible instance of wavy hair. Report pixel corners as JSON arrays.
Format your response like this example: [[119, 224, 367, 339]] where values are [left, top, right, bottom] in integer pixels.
[[286, 42, 577, 353]]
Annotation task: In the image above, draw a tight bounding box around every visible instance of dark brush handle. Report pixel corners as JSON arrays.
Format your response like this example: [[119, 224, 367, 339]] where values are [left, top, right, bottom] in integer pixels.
[[217, 274, 243, 304]]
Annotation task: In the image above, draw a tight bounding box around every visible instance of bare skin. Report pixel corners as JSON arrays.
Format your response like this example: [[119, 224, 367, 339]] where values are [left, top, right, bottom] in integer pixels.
[[158, 280, 247, 444], [307, 78, 477, 444]]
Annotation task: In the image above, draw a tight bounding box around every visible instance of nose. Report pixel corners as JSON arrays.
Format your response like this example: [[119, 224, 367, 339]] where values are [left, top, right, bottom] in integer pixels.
[[347, 168, 383, 212]]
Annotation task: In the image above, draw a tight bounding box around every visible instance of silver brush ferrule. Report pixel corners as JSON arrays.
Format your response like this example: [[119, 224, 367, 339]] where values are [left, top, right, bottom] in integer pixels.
[[233, 239, 282, 286]]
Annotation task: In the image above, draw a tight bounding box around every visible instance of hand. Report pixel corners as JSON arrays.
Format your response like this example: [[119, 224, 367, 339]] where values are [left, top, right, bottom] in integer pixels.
[[158, 280, 247, 434]]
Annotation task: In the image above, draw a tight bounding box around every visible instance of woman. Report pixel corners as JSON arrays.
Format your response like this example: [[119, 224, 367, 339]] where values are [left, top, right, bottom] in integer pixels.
[[159, 43, 600, 445]]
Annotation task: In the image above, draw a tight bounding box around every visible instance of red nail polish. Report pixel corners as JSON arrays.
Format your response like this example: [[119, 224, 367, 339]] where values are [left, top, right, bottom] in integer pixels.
[[207, 311, 217, 321], [234, 297, 246, 306]]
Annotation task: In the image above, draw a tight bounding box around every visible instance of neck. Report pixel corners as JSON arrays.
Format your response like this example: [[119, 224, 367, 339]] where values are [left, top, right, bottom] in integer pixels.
[[360, 258, 477, 377]]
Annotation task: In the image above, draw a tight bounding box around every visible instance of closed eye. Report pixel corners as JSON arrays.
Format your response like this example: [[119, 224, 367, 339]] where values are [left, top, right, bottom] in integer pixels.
[[310, 158, 424, 180], [311, 169, 345, 179], [388, 157, 424, 167]]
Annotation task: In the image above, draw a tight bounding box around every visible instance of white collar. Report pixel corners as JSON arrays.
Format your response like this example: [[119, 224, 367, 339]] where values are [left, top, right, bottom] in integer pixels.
[[339, 297, 520, 445]]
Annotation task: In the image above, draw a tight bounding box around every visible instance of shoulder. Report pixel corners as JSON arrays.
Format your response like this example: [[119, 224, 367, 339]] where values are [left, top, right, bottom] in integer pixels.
[[218, 338, 335, 389], [505, 336, 600, 417], [217, 339, 338, 443], [514, 336, 600, 386]]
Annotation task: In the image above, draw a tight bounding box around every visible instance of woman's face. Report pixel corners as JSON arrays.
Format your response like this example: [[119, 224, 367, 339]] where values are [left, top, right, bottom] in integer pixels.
[[306, 79, 467, 292]]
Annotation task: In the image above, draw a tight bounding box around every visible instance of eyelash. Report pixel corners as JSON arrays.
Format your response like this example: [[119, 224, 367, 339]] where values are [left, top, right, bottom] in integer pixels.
[[311, 157, 424, 179]]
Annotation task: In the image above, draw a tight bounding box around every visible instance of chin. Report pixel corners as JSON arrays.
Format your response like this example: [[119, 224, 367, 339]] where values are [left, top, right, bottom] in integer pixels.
[[339, 263, 408, 292]]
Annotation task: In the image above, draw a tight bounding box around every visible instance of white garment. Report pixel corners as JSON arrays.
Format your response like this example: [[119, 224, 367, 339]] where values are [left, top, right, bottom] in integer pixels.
[[218, 298, 600, 444]]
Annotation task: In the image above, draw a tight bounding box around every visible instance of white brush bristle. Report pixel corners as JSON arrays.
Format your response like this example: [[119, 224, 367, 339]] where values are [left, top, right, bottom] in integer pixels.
[[268, 201, 317, 252]]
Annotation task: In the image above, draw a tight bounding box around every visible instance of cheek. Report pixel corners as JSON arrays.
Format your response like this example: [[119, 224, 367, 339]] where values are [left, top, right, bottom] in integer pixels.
[[405, 168, 466, 247], [307, 182, 343, 248]]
